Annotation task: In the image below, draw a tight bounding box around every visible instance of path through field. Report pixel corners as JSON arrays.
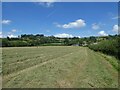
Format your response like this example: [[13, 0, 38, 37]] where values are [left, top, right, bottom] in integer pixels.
[[2, 46, 118, 88]]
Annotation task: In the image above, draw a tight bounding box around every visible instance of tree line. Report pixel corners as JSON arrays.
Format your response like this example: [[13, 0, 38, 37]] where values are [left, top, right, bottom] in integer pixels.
[[1, 34, 96, 47], [1, 34, 119, 47], [1, 34, 119, 59]]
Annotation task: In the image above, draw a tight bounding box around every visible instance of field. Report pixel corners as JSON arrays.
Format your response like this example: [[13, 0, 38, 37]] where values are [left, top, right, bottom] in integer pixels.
[[2, 46, 118, 88]]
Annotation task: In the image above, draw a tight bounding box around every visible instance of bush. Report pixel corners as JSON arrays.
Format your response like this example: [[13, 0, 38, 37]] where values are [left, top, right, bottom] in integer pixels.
[[88, 39, 119, 59]]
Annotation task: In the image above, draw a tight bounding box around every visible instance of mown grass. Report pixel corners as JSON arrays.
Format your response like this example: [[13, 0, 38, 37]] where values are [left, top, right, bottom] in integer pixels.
[[2, 46, 79, 75], [2, 46, 118, 88], [0, 47, 2, 89]]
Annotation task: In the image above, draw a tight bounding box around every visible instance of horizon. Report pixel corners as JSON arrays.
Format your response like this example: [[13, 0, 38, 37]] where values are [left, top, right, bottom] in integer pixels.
[[1, 2, 118, 38], [1, 33, 118, 39]]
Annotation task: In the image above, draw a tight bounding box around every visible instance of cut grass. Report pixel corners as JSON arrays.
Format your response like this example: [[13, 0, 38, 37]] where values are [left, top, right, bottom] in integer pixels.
[[2, 46, 118, 88]]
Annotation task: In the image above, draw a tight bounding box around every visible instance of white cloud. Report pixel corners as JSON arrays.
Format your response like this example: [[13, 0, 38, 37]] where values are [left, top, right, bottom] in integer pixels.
[[11, 29, 17, 32], [36, 0, 56, 7], [5, 29, 18, 36], [38, 2, 53, 7], [54, 33, 81, 38], [2, 29, 20, 38], [7, 34, 18, 38], [34, 0, 55, 2], [112, 16, 120, 20], [98, 31, 108, 36], [54, 33, 74, 38], [77, 36, 81, 38], [0, 32, 2, 35], [0, 30, 19, 38], [46, 30, 50, 32], [57, 19, 86, 29], [0, 32, 2, 38], [112, 25, 119, 33], [2, 20, 11, 24], [92, 23, 100, 30], [7, 32, 12, 35]]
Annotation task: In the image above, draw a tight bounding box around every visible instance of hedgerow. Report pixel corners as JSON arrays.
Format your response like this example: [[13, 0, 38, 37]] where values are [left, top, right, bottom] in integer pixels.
[[88, 38, 119, 59]]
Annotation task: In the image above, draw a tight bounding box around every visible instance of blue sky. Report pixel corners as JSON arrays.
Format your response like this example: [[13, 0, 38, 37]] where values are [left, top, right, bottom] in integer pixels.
[[2, 2, 118, 38]]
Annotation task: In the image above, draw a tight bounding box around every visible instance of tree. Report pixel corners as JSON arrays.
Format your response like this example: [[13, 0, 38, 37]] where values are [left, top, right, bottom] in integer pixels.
[[64, 38, 69, 45]]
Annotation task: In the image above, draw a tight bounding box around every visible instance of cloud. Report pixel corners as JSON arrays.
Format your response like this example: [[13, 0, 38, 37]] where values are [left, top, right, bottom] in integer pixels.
[[11, 29, 21, 33], [2, 20, 11, 24], [7, 34, 18, 38], [36, 0, 56, 7], [77, 36, 81, 38], [57, 19, 86, 29], [98, 31, 108, 36], [92, 23, 100, 30], [34, 0, 55, 2], [6, 29, 18, 36], [54, 33, 81, 38], [38, 2, 54, 7], [0, 32, 2, 38], [11, 29, 17, 32], [46, 30, 50, 32], [54, 33, 74, 38], [112, 25, 119, 33], [112, 16, 120, 20], [3, 29, 20, 38]]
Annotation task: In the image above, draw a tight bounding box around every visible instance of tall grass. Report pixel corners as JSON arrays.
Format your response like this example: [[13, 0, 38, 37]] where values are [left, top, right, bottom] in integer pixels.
[[88, 39, 119, 59]]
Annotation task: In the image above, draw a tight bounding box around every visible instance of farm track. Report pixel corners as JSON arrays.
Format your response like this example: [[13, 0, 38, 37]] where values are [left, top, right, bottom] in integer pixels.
[[2, 47, 118, 88]]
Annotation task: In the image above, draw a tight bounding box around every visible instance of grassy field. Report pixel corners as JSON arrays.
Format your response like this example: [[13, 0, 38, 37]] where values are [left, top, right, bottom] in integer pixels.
[[0, 47, 2, 89], [2, 46, 118, 88]]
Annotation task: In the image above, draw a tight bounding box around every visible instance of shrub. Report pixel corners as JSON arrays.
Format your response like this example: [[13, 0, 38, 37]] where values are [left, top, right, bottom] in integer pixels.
[[88, 39, 119, 59]]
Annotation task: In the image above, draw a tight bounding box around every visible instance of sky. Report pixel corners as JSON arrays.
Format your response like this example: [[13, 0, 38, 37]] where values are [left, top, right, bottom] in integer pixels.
[[1, 2, 119, 38]]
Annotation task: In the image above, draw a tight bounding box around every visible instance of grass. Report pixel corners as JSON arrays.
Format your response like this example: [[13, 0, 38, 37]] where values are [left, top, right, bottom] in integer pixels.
[[41, 43, 64, 46], [98, 52, 119, 71], [2, 46, 118, 88], [0, 47, 2, 89]]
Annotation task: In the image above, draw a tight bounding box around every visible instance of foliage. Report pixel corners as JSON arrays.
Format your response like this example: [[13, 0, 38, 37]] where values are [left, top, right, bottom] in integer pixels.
[[88, 35, 119, 59], [2, 34, 119, 60]]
